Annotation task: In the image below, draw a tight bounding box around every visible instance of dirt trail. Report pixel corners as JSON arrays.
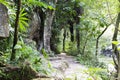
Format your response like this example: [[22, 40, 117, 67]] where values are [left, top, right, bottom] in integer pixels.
[[33, 54, 115, 80], [49, 53, 89, 80]]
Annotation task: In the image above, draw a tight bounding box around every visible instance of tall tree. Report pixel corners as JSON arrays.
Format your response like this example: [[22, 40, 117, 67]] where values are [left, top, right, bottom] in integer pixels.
[[112, 12, 120, 80], [10, 0, 21, 61], [43, 0, 57, 53], [112, 0, 120, 78]]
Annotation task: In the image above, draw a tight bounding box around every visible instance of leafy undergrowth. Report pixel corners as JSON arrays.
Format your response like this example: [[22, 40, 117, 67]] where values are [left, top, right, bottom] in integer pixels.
[[76, 53, 106, 68], [84, 67, 109, 80], [76, 53, 114, 80], [0, 39, 53, 80]]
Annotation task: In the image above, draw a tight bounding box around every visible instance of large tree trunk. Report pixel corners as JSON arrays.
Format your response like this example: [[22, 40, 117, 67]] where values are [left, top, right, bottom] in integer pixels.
[[44, 10, 55, 53], [29, 12, 41, 47], [29, 7, 45, 53], [37, 8, 45, 51], [11, 0, 21, 61], [43, 0, 57, 53], [112, 12, 120, 80]]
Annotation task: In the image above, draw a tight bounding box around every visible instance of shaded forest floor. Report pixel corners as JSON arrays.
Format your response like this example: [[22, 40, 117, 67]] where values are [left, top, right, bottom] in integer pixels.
[[50, 53, 89, 80], [33, 53, 114, 80]]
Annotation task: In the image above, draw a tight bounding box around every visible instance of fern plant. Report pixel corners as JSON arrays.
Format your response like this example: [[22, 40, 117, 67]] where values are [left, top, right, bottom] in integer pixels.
[[0, 0, 9, 6], [19, 8, 29, 32]]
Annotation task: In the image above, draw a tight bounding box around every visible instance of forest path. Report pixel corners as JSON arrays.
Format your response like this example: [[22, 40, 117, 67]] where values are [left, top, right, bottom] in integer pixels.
[[49, 53, 89, 80]]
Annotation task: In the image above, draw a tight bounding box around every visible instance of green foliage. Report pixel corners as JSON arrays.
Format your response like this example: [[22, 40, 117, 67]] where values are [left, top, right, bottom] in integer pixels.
[[66, 42, 78, 56], [0, 33, 13, 52], [24, 0, 55, 10], [0, 37, 53, 77], [41, 49, 49, 58], [112, 41, 120, 50], [76, 52, 106, 68], [0, 70, 5, 78], [0, 0, 119, 79], [0, 0, 9, 6], [112, 41, 119, 45], [19, 8, 29, 32], [6, 1, 29, 33], [85, 68, 109, 80], [14, 39, 53, 75]]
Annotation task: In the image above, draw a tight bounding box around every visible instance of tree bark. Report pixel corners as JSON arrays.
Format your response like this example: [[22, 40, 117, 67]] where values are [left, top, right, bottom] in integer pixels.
[[44, 10, 55, 53], [11, 0, 21, 61], [38, 9, 44, 52], [76, 29, 80, 53], [68, 20, 74, 42], [43, 0, 58, 53], [63, 28, 66, 52], [82, 33, 88, 55], [112, 12, 120, 80], [95, 26, 108, 56]]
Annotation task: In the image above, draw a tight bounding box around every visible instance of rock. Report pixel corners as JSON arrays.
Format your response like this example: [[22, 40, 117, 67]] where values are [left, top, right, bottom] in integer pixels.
[[0, 3, 9, 38], [101, 49, 113, 57]]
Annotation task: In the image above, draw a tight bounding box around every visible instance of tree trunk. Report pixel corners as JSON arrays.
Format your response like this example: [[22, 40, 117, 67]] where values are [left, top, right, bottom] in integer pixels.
[[95, 26, 108, 56], [29, 7, 45, 53], [76, 29, 80, 53], [116, 13, 120, 80], [11, 0, 21, 61], [68, 20, 74, 42], [37, 8, 45, 52], [112, 12, 120, 80], [63, 28, 66, 52], [44, 10, 55, 53], [82, 33, 88, 55]]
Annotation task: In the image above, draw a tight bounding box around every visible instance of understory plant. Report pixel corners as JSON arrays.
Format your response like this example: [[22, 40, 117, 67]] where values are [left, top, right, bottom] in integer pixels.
[[84, 68, 109, 80], [0, 37, 53, 79], [76, 51, 106, 68]]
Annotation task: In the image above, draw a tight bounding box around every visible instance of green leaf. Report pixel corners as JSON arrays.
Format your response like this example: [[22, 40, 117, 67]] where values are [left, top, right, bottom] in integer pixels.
[[19, 17, 29, 21], [0, 0, 9, 6], [19, 21, 26, 32], [112, 41, 119, 45], [20, 12, 27, 17], [21, 20, 29, 27], [48, 6, 55, 10], [18, 8, 29, 32], [41, 49, 49, 59], [14, 44, 22, 49]]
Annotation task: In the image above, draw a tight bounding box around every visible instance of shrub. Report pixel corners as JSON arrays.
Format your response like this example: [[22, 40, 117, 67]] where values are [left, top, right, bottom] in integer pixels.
[[85, 68, 109, 80], [76, 51, 106, 68], [0, 39, 53, 80], [67, 42, 78, 56]]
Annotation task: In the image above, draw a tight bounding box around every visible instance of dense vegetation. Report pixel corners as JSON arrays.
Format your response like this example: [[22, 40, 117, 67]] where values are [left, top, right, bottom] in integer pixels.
[[0, 0, 120, 80]]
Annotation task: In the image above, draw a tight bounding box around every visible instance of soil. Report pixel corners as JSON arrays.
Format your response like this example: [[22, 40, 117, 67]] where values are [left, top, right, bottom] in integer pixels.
[[49, 53, 89, 80], [33, 54, 115, 80]]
